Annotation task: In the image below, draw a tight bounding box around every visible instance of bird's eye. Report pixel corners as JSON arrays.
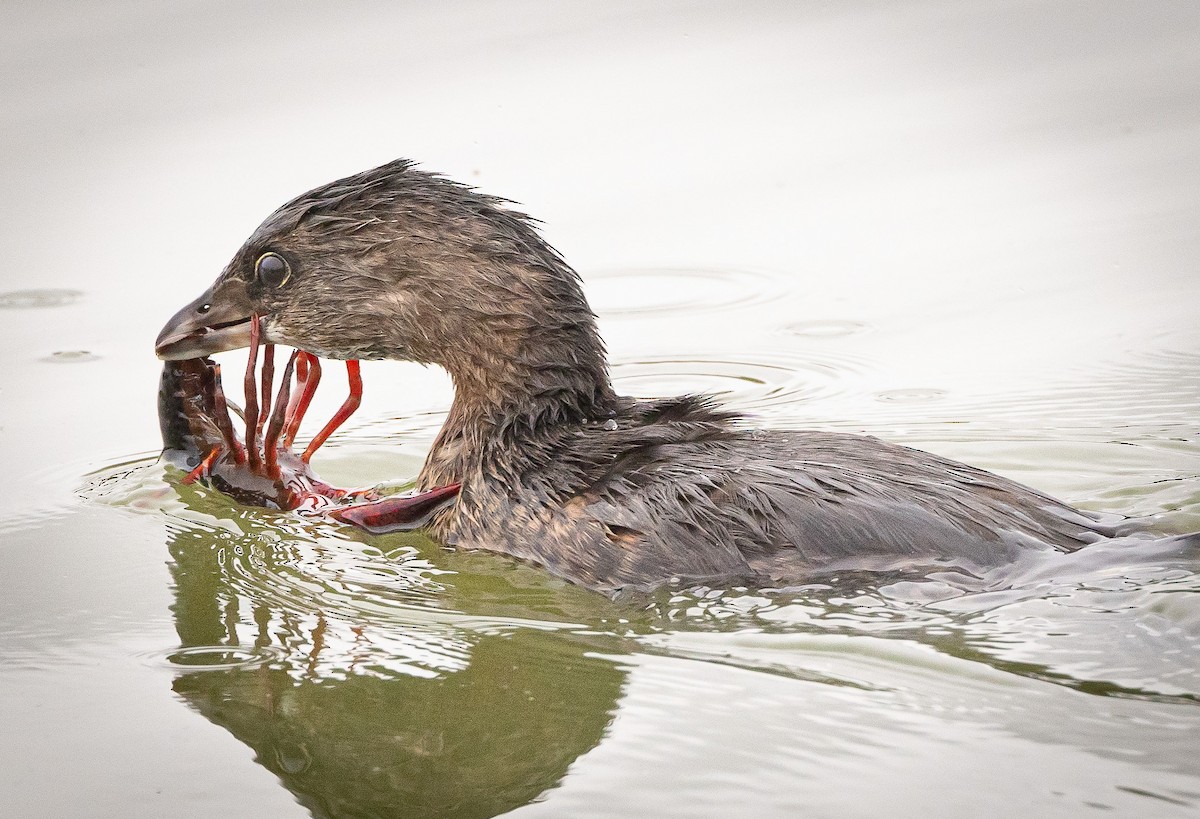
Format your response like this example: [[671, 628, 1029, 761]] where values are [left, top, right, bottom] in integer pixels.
[[198, 303, 211, 314], [255, 252, 291, 288]]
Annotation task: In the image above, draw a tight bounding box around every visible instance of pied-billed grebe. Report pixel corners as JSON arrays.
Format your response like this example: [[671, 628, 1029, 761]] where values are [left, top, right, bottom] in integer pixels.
[[155, 159, 1189, 593]]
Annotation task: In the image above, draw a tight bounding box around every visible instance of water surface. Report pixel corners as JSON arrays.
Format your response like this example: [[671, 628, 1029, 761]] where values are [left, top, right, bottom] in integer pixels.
[[2, 2, 1199, 817]]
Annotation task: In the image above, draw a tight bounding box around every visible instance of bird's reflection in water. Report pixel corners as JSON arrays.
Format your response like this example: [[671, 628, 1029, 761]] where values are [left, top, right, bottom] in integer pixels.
[[164, 519, 626, 818]]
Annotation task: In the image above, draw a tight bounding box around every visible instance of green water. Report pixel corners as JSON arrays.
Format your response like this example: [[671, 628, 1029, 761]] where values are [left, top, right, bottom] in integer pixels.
[[2, 2, 1199, 817]]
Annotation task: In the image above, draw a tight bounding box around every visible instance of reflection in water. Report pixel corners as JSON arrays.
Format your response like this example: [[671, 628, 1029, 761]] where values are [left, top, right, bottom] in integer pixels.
[[78, 245, 1200, 813], [164, 518, 626, 817], [76, 451, 1200, 815]]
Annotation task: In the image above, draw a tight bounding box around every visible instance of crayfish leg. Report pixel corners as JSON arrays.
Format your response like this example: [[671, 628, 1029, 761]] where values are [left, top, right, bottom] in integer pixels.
[[209, 362, 246, 464], [243, 315, 263, 472], [182, 446, 223, 485], [307, 479, 379, 502], [282, 352, 321, 448], [302, 359, 362, 463], [256, 342, 275, 440], [263, 351, 298, 479]]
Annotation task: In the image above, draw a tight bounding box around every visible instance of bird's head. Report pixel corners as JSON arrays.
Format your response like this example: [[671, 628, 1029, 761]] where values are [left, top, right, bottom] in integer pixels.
[[155, 159, 606, 395]]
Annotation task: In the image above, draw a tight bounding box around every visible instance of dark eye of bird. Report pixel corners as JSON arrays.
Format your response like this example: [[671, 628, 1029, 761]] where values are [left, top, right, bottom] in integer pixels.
[[255, 252, 291, 288], [198, 303, 211, 314]]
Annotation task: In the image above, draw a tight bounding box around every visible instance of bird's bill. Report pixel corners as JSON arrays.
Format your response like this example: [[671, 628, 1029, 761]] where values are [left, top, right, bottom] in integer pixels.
[[155, 279, 257, 360]]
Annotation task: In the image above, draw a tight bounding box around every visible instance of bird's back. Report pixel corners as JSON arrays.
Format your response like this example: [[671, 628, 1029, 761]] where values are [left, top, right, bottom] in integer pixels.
[[440, 397, 1118, 593]]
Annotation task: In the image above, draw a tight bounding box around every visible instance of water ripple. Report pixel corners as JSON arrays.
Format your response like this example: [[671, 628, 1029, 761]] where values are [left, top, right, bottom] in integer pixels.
[[855, 348, 1200, 440], [0, 288, 84, 308], [786, 319, 869, 338], [80, 456, 592, 682], [41, 350, 101, 363], [151, 644, 290, 672], [637, 538, 1200, 704], [609, 350, 868, 417]]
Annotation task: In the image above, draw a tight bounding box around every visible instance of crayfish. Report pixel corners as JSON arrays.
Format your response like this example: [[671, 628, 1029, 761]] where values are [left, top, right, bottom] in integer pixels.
[[158, 316, 458, 532]]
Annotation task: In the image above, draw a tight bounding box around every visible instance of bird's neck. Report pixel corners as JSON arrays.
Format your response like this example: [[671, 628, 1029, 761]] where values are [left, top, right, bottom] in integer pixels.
[[418, 321, 618, 488]]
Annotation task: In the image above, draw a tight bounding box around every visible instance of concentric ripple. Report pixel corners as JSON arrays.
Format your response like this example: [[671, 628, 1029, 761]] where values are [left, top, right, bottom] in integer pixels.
[[79, 454, 589, 683], [609, 350, 867, 418], [155, 644, 289, 672], [584, 267, 790, 317]]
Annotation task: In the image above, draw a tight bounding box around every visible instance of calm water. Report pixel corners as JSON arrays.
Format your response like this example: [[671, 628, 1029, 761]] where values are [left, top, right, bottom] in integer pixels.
[[2, 2, 1200, 817]]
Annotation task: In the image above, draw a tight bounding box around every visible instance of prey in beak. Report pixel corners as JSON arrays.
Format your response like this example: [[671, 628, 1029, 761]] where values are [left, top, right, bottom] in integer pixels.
[[155, 278, 258, 360], [156, 321, 459, 529]]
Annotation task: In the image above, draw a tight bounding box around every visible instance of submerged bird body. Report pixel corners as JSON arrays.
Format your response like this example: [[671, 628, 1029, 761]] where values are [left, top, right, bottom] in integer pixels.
[[421, 398, 1121, 592], [157, 159, 1156, 593]]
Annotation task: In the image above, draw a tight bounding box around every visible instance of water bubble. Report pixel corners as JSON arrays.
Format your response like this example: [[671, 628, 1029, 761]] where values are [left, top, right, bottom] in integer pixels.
[[42, 350, 100, 363], [0, 289, 83, 309], [874, 388, 948, 403], [786, 319, 868, 338]]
